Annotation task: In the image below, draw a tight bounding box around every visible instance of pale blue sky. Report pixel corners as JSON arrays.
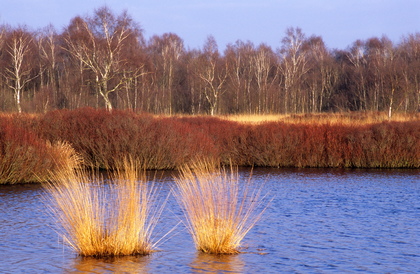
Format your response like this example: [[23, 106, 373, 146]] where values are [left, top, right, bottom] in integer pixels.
[[1, 0, 419, 51]]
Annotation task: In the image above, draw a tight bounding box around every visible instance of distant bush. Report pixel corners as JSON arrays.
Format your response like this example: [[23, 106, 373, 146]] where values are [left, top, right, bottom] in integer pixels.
[[244, 121, 420, 168], [1, 109, 418, 184], [178, 116, 250, 165], [32, 109, 420, 170], [34, 108, 217, 169], [0, 117, 80, 184]]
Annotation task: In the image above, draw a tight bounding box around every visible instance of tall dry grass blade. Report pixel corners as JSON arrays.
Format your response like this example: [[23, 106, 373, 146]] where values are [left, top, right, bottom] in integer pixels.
[[44, 168, 106, 256], [44, 157, 168, 257], [173, 160, 267, 254]]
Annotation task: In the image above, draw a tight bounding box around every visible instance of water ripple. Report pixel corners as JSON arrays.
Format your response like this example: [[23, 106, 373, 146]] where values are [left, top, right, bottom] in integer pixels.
[[0, 169, 419, 273]]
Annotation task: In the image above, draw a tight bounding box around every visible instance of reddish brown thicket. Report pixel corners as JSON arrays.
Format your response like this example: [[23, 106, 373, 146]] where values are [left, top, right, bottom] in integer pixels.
[[23, 109, 420, 169], [362, 122, 420, 168], [245, 121, 419, 168], [175, 115, 419, 168], [0, 116, 79, 183], [33, 108, 217, 169], [244, 123, 325, 167], [1, 109, 418, 183], [34, 108, 154, 168], [178, 116, 250, 165]]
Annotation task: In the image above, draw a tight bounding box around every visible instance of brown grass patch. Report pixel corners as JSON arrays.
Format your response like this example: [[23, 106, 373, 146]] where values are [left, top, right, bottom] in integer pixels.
[[216, 111, 420, 125]]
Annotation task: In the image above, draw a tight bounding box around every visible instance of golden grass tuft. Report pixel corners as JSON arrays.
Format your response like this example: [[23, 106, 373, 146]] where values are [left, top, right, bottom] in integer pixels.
[[44, 157, 165, 257], [173, 160, 266, 254], [46, 141, 83, 179]]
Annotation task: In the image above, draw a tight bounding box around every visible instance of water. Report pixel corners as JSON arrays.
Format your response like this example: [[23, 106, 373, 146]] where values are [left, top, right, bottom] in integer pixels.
[[0, 168, 419, 273]]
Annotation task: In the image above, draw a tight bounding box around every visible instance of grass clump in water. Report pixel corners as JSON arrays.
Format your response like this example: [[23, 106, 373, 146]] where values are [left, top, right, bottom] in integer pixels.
[[173, 160, 267, 254], [44, 157, 166, 257]]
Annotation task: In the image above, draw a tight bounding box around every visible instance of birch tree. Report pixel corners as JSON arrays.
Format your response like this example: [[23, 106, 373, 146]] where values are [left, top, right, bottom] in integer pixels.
[[197, 36, 228, 115], [224, 40, 255, 113], [346, 40, 368, 110], [4, 28, 37, 113], [148, 33, 184, 114], [304, 36, 338, 112], [62, 7, 142, 110], [399, 33, 420, 112], [36, 24, 60, 111], [0, 25, 6, 106], [253, 44, 278, 113], [279, 27, 309, 113]]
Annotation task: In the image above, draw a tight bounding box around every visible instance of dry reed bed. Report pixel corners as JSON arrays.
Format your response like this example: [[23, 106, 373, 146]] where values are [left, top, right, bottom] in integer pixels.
[[0, 108, 419, 184], [217, 111, 420, 125]]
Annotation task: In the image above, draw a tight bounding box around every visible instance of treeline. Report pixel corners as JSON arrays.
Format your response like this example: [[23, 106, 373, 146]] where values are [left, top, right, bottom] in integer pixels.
[[1, 108, 419, 183], [0, 6, 419, 115]]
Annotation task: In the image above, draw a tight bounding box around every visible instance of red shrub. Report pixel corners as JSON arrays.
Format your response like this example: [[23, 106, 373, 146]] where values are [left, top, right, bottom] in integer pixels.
[[33, 109, 217, 169], [0, 117, 73, 183], [140, 117, 217, 169], [19, 109, 420, 170], [233, 120, 420, 168], [361, 121, 420, 168], [178, 116, 250, 165]]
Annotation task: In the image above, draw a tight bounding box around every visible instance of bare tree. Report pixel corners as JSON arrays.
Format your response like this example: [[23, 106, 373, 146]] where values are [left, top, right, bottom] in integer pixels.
[[362, 36, 402, 117], [304, 36, 338, 112], [148, 33, 184, 114], [279, 27, 309, 113], [399, 33, 420, 112], [346, 40, 368, 110], [35, 24, 60, 111], [224, 40, 255, 113], [253, 44, 278, 113], [196, 36, 228, 115], [0, 25, 6, 62], [62, 7, 142, 110], [0, 25, 6, 108], [184, 49, 204, 114], [3, 27, 37, 113]]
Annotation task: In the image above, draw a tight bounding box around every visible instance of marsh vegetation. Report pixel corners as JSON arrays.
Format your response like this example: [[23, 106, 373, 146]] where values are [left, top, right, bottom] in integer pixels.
[[0, 109, 418, 185]]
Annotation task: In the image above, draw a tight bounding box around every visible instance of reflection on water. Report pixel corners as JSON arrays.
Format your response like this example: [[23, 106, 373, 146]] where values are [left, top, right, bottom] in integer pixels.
[[72, 255, 151, 273], [0, 168, 419, 273], [190, 253, 245, 273]]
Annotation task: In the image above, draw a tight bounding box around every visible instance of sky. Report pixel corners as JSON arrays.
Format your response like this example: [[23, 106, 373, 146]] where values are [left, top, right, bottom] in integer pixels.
[[1, 0, 419, 51]]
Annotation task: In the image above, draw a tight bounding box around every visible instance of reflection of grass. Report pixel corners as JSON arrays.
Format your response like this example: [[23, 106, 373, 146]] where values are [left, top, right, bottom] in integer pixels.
[[44, 158, 166, 257], [73, 253, 151, 273], [173, 160, 266, 254], [191, 252, 244, 273]]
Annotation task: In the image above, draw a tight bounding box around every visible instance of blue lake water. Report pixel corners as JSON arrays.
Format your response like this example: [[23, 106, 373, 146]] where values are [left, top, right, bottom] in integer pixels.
[[0, 168, 419, 273]]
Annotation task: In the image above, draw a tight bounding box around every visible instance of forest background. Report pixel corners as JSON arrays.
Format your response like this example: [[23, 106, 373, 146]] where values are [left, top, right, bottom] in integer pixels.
[[0, 6, 419, 116]]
